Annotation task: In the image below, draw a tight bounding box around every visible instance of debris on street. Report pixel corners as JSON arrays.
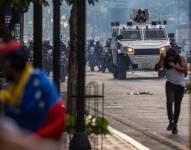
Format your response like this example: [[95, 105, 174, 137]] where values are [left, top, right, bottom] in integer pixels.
[[127, 91, 153, 95]]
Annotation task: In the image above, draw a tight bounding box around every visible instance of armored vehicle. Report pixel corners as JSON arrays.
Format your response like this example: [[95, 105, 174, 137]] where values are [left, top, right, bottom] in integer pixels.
[[110, 9, 170, 79]]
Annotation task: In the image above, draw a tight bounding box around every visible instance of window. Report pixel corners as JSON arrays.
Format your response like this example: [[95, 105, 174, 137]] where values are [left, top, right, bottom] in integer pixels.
[[144, 29, 167, 40], [120, 30, 142, 40]]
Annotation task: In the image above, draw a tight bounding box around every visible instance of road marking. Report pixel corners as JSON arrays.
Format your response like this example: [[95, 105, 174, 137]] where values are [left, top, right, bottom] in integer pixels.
[[109, 126, 150, 150], [105, 105, 124, 108]]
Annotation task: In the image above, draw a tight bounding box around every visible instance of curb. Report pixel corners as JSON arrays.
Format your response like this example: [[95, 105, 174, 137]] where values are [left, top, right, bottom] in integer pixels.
[[109, 126, 150, 150], [105, 112, 190, 150]]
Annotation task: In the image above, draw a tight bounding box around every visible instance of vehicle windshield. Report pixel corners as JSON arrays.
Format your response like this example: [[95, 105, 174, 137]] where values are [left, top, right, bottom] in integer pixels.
[[144, 29, 167, 40], [120, 30, 142, 40]]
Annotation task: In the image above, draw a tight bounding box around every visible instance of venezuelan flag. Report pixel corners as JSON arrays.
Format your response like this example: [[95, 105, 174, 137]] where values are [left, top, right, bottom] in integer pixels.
[[0, 63, 65, 140]]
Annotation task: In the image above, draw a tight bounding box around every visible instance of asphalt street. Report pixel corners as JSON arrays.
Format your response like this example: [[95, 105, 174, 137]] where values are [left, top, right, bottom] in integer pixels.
[[60, 69, 190, 150], [85, 70, 190, 150]]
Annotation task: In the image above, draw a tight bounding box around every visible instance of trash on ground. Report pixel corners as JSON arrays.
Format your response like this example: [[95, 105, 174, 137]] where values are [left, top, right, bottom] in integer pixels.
[[127, 91, 153, 95]]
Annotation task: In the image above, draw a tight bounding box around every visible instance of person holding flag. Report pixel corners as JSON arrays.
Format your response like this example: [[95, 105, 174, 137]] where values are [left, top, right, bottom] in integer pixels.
[[0, 40, 65, 140]]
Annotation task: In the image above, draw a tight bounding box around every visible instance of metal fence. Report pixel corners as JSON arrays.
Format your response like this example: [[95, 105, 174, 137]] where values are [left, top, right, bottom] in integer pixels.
[[62, 81, 105, 150], [85, 81, 104, 150]]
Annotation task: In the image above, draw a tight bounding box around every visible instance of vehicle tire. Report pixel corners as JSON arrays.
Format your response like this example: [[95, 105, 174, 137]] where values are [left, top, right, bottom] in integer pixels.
[[101, 67, 106, 73], [90, 66, 94, 71], [158, 69, 166, 78], [118, 54, 127, 80]]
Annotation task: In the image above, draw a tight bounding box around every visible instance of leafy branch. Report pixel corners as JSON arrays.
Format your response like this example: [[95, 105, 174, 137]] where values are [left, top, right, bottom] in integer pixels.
[[65, 113, 110, 135], [0, 0, 98, 9], [65, 0, 98, 6], [0, 0, 49, 10]]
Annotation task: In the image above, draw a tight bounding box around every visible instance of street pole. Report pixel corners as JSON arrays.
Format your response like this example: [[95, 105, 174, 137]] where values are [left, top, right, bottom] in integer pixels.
[[20, 11, 24, 42], [33, 2, 43, 68], [53, 0, 60, 91], [69, 0, 91, 149]]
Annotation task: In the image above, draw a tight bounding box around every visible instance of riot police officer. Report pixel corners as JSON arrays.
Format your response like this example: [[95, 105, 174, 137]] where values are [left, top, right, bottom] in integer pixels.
[[42, 40, 52, 75], [60, 41, 68, 82], [94, 41, 103, 71]]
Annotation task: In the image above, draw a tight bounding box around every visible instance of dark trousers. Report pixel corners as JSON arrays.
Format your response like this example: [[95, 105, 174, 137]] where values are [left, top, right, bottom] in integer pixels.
[[165, 81, 185, 124]]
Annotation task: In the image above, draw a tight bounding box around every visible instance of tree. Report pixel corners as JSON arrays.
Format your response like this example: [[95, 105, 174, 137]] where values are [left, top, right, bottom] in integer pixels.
[[65, 0, 98, 115], [0, 0, 48, 42], [64, 1, 98, 149], [0, 0, 98, 115]]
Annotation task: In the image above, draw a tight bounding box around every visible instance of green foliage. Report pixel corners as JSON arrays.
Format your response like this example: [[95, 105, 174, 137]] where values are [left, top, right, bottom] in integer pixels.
[[65, 114, 76, 134], [65, 0, 98, 6], [0, 0, 49, 10], [65, 113, 110, 135], [86, 116, 110, 135], [0, 0, 98, 12]]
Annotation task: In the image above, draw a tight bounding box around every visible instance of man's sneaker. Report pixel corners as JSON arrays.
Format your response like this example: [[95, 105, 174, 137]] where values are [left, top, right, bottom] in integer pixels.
[[172, 124, 178, 134], [167, 122, 174, 131]]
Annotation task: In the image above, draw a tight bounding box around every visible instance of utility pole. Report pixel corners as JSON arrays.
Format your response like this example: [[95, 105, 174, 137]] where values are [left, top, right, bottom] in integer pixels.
[[69, 0, 91, 149], [53, 0, 61, 91], [20, 14, 24, 41], [33, 2, 43, 68]]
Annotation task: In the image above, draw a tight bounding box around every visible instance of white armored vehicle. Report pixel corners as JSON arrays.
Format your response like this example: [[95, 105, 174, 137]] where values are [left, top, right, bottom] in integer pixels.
[[110, 9, 170, 79]]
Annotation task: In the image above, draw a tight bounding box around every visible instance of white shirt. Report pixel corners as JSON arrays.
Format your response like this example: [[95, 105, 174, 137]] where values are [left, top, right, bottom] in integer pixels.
[[166, 66, 185, 87]]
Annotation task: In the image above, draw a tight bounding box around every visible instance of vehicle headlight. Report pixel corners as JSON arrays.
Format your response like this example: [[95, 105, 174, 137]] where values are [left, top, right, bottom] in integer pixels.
[[160, 46, 170, 54], [127, 47, 134, 52], [124, 47, 134, 53], [160, 47, 166, 53]]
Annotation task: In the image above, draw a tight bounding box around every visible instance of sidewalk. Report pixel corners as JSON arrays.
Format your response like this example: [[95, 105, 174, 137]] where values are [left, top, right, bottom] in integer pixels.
[[60, 127, 150, 150], [103, 127, 150, 150], [60, 81, 151, 150]]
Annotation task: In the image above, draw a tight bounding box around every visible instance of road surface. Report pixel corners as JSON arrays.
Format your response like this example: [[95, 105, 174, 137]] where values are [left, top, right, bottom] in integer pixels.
[[84, 70, 190, 150]]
